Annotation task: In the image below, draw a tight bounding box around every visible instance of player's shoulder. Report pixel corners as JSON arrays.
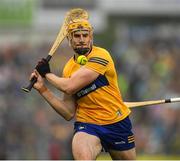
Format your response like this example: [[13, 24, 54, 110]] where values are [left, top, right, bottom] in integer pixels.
[[90, 46, 112, 61], [92, 46, 110, 55]]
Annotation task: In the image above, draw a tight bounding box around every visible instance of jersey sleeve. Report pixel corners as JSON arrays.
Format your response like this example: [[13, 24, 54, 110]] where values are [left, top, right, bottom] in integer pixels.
[[85, 50, 110, 75]]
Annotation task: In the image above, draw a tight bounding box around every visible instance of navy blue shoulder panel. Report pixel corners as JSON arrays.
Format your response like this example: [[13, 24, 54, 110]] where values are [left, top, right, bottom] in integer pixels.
[[75, 75, 109, 100]]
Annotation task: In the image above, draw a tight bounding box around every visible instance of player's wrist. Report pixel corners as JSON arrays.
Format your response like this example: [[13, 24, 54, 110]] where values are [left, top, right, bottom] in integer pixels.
[[45, 72, 53, 79], [38, 85, 48, 94]]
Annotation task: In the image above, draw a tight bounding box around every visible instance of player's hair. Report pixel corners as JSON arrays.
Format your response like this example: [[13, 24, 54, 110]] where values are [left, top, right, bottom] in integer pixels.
[[66, 8, 93, 41]]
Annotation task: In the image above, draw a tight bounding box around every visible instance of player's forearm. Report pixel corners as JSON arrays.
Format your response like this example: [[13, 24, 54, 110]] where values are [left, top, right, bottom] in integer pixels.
[[45, 73, 76, 94], [39, 87, 75, 121]]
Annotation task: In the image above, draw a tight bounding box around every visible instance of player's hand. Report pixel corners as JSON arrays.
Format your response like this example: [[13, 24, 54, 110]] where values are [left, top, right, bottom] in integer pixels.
[[30, 70, 46, 92], [35, 58, 51, 77]]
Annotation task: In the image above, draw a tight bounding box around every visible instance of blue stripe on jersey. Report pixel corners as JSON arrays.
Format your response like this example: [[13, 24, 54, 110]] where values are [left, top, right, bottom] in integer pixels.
[[75, 74, 109, 100]]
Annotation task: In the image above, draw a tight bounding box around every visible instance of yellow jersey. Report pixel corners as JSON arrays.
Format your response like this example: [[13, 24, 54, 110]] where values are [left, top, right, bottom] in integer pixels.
[[63, 46, 131, 125]]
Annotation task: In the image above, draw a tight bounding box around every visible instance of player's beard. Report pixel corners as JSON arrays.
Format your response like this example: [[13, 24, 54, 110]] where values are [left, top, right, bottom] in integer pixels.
[[73, 47, 90, 55]]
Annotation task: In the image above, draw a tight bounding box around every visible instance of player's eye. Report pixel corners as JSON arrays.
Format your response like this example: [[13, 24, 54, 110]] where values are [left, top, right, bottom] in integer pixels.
[[83, 34, 88, 37], [74, 34, 80, 38]]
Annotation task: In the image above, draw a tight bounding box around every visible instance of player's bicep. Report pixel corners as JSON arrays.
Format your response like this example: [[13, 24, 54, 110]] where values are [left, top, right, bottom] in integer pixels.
[[69, 67, 100, 93]]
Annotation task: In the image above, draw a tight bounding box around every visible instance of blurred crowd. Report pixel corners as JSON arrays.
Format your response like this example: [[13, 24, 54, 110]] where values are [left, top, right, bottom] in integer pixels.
[[0, 41, 74, 159], [112, 22, 180, 156], [0, 22, 180, 159]]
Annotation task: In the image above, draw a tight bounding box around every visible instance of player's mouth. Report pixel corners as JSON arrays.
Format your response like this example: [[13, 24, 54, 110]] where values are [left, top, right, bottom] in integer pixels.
[[76, 44, 87, 48]]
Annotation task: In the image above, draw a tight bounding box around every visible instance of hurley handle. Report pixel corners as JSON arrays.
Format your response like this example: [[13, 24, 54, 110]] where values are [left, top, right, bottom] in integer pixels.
[[21, 55, 52, 93]]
